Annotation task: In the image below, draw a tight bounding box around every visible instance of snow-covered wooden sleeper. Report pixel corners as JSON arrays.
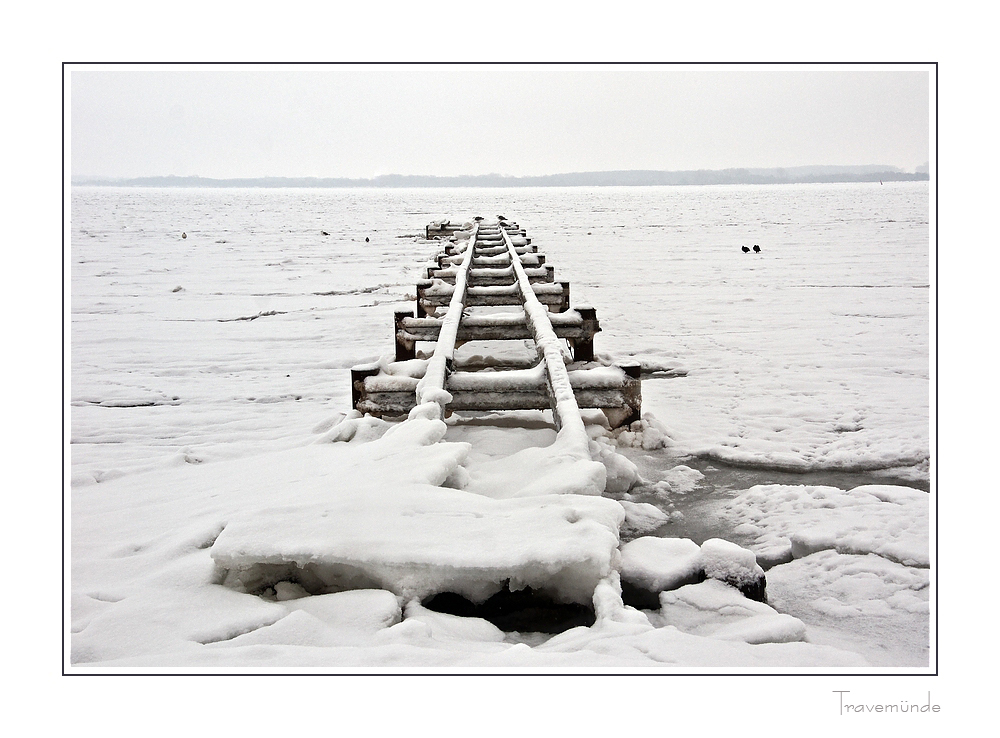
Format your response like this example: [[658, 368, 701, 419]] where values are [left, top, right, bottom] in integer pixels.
[[416, 280, 570, 316], [354, 364, 640, 425], [394, 308, 601, 362], [425, 264, 554, 286]]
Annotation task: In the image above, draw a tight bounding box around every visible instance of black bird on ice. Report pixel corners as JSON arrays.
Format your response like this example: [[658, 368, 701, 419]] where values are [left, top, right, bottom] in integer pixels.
[[753, 244, 761, 253], [741, 245, 750, 253]]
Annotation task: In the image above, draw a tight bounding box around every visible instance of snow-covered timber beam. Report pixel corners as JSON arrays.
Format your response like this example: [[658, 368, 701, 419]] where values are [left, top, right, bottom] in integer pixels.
[[436, 252, 544, 269], [426, 264, 554, 286], [412, 223, 480, 417], [416, 280, 570, 316], [394, 308, 601, 362], [474, 253, 544, 267], [446, 241, 533, 256], [502, 228, 591, 440], [354, 365, 640, 427]]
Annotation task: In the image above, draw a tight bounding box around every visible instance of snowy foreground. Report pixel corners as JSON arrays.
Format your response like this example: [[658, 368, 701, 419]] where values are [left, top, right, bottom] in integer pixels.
[[69, 184, 931, 670]]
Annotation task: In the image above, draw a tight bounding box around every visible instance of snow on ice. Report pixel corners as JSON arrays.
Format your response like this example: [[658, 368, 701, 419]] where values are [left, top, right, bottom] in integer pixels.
[[69, 184, 930, 669], [720, 483, 929, 569]]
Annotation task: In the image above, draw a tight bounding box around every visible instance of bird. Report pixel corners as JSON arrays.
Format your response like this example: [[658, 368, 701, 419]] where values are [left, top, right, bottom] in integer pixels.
[[741, 245, 750, 253], [497, 214, 507, 220], [753, 245, 761, 253], [365, 236, 370, 243], [321, 230, 329, 236], [181, 232, 187, 239]]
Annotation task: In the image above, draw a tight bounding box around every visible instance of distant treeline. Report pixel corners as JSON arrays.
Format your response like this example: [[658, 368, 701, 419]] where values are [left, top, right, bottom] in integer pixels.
[[73, 166, 930, 188]]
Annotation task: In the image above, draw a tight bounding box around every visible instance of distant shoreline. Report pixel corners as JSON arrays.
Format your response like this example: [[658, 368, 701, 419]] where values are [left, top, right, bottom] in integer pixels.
[[72, 167, 929, 189]]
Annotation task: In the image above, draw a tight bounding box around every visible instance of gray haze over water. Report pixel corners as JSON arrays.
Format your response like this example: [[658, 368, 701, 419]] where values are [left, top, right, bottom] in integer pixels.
[[70, 66, 931, 180]]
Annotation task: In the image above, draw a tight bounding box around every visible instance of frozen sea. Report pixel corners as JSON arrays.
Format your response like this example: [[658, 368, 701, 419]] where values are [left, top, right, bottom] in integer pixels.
[[68, 183, 931, 670]]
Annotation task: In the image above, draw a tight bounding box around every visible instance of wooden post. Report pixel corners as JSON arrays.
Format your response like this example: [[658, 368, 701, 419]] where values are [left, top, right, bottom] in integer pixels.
[[573, 307, 600, 362], [415, 279, 433, 318], [557, 281, 570, 313], [395, 311, 416, 361], [351, 364, 381, 410], [619, 362, 642, 427]]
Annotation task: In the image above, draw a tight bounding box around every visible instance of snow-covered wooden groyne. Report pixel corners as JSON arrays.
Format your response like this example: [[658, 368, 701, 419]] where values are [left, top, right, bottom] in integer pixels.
[[351, 219, 642, 429]]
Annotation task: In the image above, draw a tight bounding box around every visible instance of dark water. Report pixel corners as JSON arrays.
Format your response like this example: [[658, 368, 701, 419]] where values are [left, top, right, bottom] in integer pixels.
[[615, 446, 929, 548]]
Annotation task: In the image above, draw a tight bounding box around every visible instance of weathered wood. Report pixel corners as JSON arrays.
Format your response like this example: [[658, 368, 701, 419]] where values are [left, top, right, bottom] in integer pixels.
[[473, 243, 537, 257], [357, 387, 637, 417], [354, 365, 641, 419], [414, 223, 480, 415], [394, 309, 601, 361], [427, 264, 554, 287], [448, 242, 536, 257], [351, 364, 381, 409], [607, 361, 642, 427], [394, 310, 416, 361], [417, 281, 569, 315], [425, 221, 464, 239], [414, 279, 434, 317], [573, 307, 599, 362], [438, 253, 543, 268], [353, 217, 641, 430], [501, 228, 583, 438]]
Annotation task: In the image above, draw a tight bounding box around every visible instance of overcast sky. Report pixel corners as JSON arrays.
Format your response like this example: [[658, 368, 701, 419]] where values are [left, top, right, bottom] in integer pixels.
[[70, 65, 930, 179]]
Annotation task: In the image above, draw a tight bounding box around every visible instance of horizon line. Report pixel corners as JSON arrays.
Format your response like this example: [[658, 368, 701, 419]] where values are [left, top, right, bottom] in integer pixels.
[[72, 164, 930, 188]]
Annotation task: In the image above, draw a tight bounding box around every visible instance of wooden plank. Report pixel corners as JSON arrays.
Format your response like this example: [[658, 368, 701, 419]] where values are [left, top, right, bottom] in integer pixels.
[[357, 386, 638, 417], [417, 280, 569, 314], [413, 223, 479, 414], [501, 228, 586, 442], [425, 221, 464, 239], [426, 264, 554, 286], [355, 365, 640, 420], [437, 253, 544, 268], [395, 309, 601, 361], [448, 243, 536, 257]]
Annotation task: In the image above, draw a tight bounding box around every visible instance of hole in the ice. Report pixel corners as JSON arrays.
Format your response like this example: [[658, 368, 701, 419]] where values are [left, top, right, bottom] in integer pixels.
[[422, 583, 595, 634]]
